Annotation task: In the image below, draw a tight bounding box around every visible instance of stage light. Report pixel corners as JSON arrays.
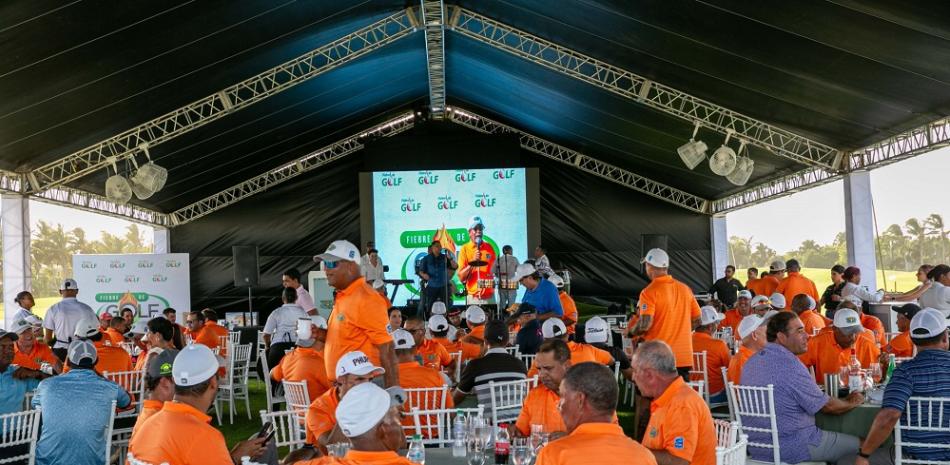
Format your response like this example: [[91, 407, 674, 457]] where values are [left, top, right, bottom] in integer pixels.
[[104, 160, 132, 204], [726, 141, 753, 186], [677, 121, 706, 170], [709, 131, 737, 176]]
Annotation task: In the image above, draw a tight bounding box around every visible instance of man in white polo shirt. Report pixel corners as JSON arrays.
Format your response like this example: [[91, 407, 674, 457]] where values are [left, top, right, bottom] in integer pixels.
[[43, 278, 97, 363]]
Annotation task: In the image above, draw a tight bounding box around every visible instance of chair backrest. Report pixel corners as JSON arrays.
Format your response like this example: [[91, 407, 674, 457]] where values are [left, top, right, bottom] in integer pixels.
[[713, 419, 739, 447], [120, 341, 142, 357], [449, 351, 463, 383], [228, 331, 242, 346], [230, 343, 253, 384], [128, 451, 170, 465], [104, 400, 117, 465], [518, 353, 536, 369], [691, 351, 711, 403], [613, 361, 621, 381], [716, 434, 748, 465], [0, 408, 42, 465], [720, 367, 735, 421], [687, 380, 705, 397], [409, 405, 485, 447], [504, 346, 520, 357], [728, 382, 780, 465], [487, 377, 537, 426], [260, 409, 305, 451], [282, 380, 311, 419], [260, 347, 285, 412], [894, 396, 950, 465], [103, 369, 147, 418], [402, 386, 451, 438], [22, 391, 34, 412]]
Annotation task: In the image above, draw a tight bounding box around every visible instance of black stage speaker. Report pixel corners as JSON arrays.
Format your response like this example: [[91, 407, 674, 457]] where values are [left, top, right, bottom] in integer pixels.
[[641, 234, 669, 272], [232, 246, 260, 287]]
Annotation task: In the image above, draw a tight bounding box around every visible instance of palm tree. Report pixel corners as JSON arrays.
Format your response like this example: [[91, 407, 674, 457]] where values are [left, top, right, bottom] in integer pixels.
[[925, 214, 946, 263], [905, 218, 928, 265]]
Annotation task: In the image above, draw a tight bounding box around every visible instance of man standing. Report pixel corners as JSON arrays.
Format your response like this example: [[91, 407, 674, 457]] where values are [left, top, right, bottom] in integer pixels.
[[453, 320, 527, 406], [283, 268, 316, 315], [709, 265, 744, 308], [513, 263, 563, 320], [417, 241, 458, 313], [745, 268, 761, 295], [791, 294, 827, 337], [494, 245, 520, 313], [361, 248, 386, 284], [263, 287, 310, 371], [534, 245, 554, 278], [271, 316, 330, 402], [776, 259, 820, 306], [43, 278, 97, 362], [315, 240, 398, 388], [628, 248, 701, 379], [457, 216, 497, 306]]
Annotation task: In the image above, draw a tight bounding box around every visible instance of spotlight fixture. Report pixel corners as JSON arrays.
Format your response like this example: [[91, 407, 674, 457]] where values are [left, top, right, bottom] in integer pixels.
[[709, 131, 738, 176], [677, 121, 707, 170], [726, 140, 754, 186], [104, 160, 132, 204]]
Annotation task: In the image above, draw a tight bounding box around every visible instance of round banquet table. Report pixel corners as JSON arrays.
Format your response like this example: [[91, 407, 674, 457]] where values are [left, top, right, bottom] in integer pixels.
[[815, 402, 892, 447]]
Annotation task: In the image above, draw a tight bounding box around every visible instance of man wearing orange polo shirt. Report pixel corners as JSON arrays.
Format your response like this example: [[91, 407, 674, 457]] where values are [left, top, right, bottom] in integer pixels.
[[104, 317, 127, 347], [691, 306, 730, 403], [305, 351, 385, 447], [514, 339, 571, 437], [201, 309, 230, 353], [131, 349, 178, 440], [271, 316, 331, 402], [535, 362, 656, 465], [186, 310, 222, 353], [727, 314, 769, 384], [744, 267, 762, 295], [405, 317, 453, 372], [527, 318, 613, 378], [633, 341, 716, 465], [791, 294, 827, 337], [66, 319, 132, 375], [129, 344, 266, 464], [549, 275, 578, 336], [315, 240, 398, 388], [459, 306, 488, 362], [391, 329, 453, 434], [12, 321, 61, 374], [799, 308, 880, 383], [883, 303, 918, 357], [722, 290, 752, 340], [629, 248, 702, 379], [775, 259, 820, 307]]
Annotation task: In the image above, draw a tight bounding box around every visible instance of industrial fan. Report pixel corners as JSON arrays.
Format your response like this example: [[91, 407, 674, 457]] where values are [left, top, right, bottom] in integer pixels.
[[129, 143, 168, 199], [709, 132, 737, 176], [677, 121, 707, 170], [105, 161, 132, 204], [726, 141, 754, 186]]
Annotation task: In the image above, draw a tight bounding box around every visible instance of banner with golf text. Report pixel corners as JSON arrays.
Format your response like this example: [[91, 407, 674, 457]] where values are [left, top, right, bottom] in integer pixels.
[[72, 253, 191, 320]]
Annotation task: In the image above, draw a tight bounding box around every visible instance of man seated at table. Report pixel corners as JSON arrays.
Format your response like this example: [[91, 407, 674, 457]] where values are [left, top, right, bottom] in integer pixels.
[[271, 316, 330, 402], [453, 320, 526, 406], [535, 362, 656, 465], [727, 314, 769, 384], [691, 306, 730, 403], [633, 340, 715, 465], [583, 316, 633, 381], [527, 318, 613, 378], [799, 308, 880, 384], [11, 319, 61, 375], [742, 312, 864, 465], [513, 339, 571, 438], [882, 304, 918, 358], [856, 308, 950, 465], [459, 306, 487, 362], [305, 351, 385, 448], [792, 294, 827, 337], [405, 316, 453, 373], [391, 329, 453, 435], [750, 295, 773, 317], [722, 290, 753, 339]]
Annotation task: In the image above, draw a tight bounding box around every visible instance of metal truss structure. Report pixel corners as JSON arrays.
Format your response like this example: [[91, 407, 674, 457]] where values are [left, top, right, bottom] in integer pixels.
[[448, 7, 841, 170], [26, 10, 416, 193], [417, 0, 447, 118], [445, 107, 709, 214], [169, 112, 416, 226], [710, 166, 838, 214]]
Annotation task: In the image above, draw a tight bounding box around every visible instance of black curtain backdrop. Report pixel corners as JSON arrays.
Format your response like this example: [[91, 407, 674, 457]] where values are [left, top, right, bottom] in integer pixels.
[[171, 126, 710, 317]]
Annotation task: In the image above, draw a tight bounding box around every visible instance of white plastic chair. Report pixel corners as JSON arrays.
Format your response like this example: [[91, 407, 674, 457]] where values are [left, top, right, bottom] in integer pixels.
[[120, 342, 142, 358], [228, 331, 241, 346], [260, 409, 305, 451], [103, 369, 147, 461], [104, 400, 117, 465], [402, 386, 450, 439], [408, 405, 485, 447], [716, 434, 749, 465], [448, 351, 463, 384], [21, 392, 34, 412], [282, 380, 311, 425], [714, 419, 739, 447], [687, 380, 705, 397], [0, 409, 42, 465], [487, 377, 536, 427], [260, 345, 286, 412], [518, 353, 536, 370], [895, 396, 950, 465], [721, 367, 735, 421], [216, 343, 252, 424], [727, 383, 823, 465], [249, 331, 265, 380], [691, 351, 712, 404], [504, 346, 520, 357]]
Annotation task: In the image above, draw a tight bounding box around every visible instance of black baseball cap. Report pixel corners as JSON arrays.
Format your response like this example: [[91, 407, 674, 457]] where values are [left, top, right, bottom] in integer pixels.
[[0, 329, 18, 342], [893, 303, 922, 319], [484, 320, 508, 345], [511, 302, 537, 317]]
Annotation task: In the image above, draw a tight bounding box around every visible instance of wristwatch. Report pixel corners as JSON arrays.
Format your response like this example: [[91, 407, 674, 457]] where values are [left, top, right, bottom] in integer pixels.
[[857, 450, 871, 459]]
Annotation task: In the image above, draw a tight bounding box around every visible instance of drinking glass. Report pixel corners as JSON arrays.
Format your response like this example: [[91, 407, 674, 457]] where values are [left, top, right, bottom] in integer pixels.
[[529, 424, 544, 456], [870, 364, 883, 384], [467, 436, 486, 465], [512, 438, 532, 465]]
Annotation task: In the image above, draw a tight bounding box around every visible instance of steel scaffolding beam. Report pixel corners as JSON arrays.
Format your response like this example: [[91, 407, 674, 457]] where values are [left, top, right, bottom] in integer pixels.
[[710, 166, 839, 214], [169, 112, 416, 226], [419, 0, 447, 118], [448, 7, 840, 170], [27, 10, 417, 193], [445, 107, 708, 214]]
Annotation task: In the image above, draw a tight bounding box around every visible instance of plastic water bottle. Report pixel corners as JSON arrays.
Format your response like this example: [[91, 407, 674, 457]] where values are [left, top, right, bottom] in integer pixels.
[[885, 354, 896, 384], [452, 410, 467, 458], [407, 434, 425, 464]]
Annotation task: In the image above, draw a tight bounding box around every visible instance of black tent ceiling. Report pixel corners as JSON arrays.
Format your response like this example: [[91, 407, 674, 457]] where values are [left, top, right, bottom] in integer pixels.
[[2, 0, 949, 214]]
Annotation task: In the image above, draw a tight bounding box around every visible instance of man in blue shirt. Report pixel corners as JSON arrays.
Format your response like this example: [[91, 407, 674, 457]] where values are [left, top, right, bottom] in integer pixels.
[[513, 263, 562, 320], [0, 328, 43, 415], [857, 307, 950, 465], [32, 339, 131, 465], [417, 240, 458, 315]]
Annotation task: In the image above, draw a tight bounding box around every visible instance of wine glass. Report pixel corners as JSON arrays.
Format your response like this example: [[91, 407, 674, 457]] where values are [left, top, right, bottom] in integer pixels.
[[512, 438, 532, 465], [529, 424, 544, 457], [870, 364, 883, 385], [467, 435, 486, 465]]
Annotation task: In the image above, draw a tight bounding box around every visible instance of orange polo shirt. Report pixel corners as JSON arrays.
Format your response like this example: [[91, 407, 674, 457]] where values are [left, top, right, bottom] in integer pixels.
[[325, 279, 392, 382], [416, 339, 452, 370], [722, 309, 744, 340], [642, 377, 716, 465], [527, 341, 614, 378], [691, 332, 730, 394], [458, 241, 496, 298], [515, 384, 566, 436], [884, 331, 914, 357], [747, 275, 780, 298], [799, 330, 881, 383], [460, 325, 485, 362], [192, 325, 221, 352], [271, 347, 330, 402], [798, 310, 827, 337], [398, 361, 454, 435], [131, 399, 165, 441], [775, 272, 820, 308], [535, 422, 656, 465], [13, 341, 58, 370], [128, 401, 233, 465], [431, 337, 460, 354], [199, 321, 230, 355], [861, 314, 886, 347], [638, 274, 702, 367], [65, 339, 134, 375], [558, 292, 579, 334], [295, 450, 415, 465], [306, 388, 340, 444], [727, 345, 756, 384], [105, 328, 126, 347]]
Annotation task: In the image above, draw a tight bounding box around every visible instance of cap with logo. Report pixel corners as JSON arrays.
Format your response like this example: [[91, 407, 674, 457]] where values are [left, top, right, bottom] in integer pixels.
[[768, 293, 786, 310], [483, 320, 508, 344], [60, 278, 79, 290], [335, 350, 386, 378], [737, 314, 766, 339], [172, 343, 219, 387], [640, 248, 670, 268], [0, 328, 19, 342], [832, 308, 864, 335], [10, 321, 32, 336], [769, 260, 786, 272], [73, 318, 101, 339], [468, 216, 485, 230], [892, 303, 922, 320], [392, 329, 415, 350], [337, 382, 401, 438], [584, 316, 609, 344], [146, 349, 179, 380], [910, 308, 947, 340], [430, 301, 447, 316], [313, 240, 360, 263], [128, 319, 149, 336], [548, 274, 565, 289], [750, 295, 771, 309], [67, 339, 98, 366], [541, 318, 568, 339], [737, 290, 752, 300], [428, 315, 449, 332], [465, 306, 486, 325], [511, 263, 537, 282], [699, 306, 725, 326]]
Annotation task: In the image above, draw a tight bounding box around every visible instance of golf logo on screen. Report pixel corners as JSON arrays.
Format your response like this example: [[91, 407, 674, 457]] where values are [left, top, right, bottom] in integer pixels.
[[137, 260, 154, 269], [417, 171, 439, 185], [94, 291, 171, 318], [400, 197, 422, 212], [493, 169, 516, 180], [474, 193, 496, 208], [96, 275, 112, 284], [81, 261, 97, 269], [454, 170, 476, 183], [380, 172, 403, 187], [436, 195, 458, 210]]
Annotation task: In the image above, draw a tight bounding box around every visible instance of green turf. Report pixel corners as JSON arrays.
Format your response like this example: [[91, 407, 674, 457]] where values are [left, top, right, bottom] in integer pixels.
[[218, 379, 270, 448]]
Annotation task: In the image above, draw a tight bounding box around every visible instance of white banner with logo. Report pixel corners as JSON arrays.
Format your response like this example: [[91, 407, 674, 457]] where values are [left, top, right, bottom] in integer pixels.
[[72, 253, 190, 319]]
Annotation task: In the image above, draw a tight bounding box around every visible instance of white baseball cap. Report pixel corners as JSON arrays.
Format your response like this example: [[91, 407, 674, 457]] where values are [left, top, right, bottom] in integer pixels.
[[768, 293, 786, 310], [392, 329, 415, 350], [67, 339, 98, 366], [548, 274, 565, 289], [737, 314, 766, 339], [428, 315, 449, 332], [832, 308, 864, 335], [172, 343, 219, 387], [128, 319, 149, 336], [311, 315, 328, 330], [73, 318, 101, 339], [465, 306, 486, 325], [700, 306, 725, 326], [737, 290, 752, 300], [804, 295, 817, 311], [337, 383, 400, 438], [430, 301, 447, 315], [335, 351, 385, 378], [584, 316, 609, 344], [750, 295, 771, 309], [910, 308, 948, 339], [60, 278, 79, 290], [640, 248, 670, 268], [769, 260, 786, 272], [512, 263, 537, 282], [314, 240, 360, 263], [468, 216, 485, 230], [541, 318, 568, 339]]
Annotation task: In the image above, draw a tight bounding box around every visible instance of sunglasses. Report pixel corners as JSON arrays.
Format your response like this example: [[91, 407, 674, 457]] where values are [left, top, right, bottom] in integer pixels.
[[323, 260, 340, 270]]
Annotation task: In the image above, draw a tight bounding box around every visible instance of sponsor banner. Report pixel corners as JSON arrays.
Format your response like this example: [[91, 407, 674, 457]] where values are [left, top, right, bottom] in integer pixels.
[[72, 253, 190, 320]]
